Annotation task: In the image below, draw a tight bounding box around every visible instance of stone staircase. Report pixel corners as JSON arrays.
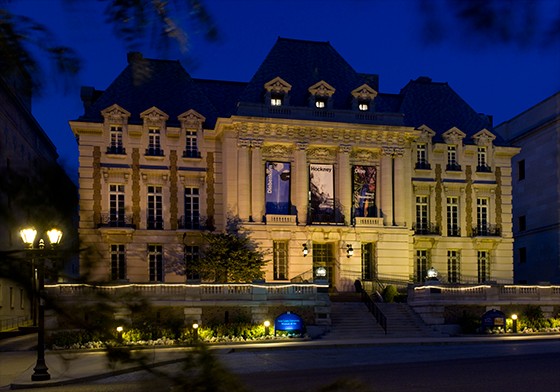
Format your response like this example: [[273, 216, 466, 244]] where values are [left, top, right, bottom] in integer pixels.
[[321, 294, 445, 340]]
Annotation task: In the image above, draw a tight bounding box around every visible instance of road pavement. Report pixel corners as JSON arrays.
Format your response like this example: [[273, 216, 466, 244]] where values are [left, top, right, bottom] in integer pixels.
[[2, 332, 560, 390]]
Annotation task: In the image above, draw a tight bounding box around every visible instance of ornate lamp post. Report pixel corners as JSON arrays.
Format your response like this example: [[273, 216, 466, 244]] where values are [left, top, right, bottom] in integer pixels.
[[20, 227, 63, 382]]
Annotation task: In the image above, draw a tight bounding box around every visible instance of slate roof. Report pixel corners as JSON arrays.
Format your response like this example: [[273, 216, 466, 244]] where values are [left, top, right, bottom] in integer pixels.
[[77, 37, 498, 143]]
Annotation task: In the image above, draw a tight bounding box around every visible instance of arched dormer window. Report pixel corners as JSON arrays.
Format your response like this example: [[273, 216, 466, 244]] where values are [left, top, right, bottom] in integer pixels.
[[308, 80, 335, 109], [179, 109, 205, 159], [351, 84, 378, 112], [264, 77, 292, 107]]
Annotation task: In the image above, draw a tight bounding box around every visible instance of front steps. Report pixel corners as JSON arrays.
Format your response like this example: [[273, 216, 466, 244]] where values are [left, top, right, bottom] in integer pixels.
[[321, 296, 446, 340]]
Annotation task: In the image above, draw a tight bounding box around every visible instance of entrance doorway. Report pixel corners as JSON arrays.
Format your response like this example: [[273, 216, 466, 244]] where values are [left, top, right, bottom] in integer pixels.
[[313, 243, 335, 287]]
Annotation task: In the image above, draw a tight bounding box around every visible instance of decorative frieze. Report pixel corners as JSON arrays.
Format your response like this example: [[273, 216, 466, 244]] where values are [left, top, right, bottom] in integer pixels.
[[262, 144, 293, 160], [307, 146, 336, 161], [350, 148, 379, 165]]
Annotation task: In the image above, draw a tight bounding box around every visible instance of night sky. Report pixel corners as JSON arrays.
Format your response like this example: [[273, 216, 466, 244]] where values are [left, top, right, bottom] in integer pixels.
[[7, 0, 560, 183]]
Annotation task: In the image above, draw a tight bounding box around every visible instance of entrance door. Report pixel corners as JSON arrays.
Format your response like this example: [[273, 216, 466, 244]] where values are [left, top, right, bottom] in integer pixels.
[[313, 243, 335, 287]]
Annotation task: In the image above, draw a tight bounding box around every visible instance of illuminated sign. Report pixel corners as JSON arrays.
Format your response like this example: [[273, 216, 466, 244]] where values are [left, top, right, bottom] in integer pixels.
[[275, 312, 304, 333]]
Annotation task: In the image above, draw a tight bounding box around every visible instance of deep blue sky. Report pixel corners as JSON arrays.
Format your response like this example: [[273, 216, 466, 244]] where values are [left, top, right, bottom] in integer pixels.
[[8, 0, 560, 182]]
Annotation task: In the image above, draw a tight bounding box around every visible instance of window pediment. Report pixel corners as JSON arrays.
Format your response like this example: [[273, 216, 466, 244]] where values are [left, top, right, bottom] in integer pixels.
[[179, 109, 206, 131], [308, 80, 336, 97], [264, 77, 292, 94], [472, 129, 496, 146], [351, 84, 378, 101], [101, 104, 131, 125], [442, 127, 466, 144], [140, 107, 169, 128], [416, 125, 436, 143]]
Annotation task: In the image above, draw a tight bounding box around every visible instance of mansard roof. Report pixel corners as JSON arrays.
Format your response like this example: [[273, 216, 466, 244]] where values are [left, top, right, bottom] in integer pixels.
[[79, 53, 220, 127], [76, 38, 500, 144]]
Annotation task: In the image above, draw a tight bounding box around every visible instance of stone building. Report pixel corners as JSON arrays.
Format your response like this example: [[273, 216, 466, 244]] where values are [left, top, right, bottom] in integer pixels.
[[495, 92, 560, 284], [70, 38, 519, 291]]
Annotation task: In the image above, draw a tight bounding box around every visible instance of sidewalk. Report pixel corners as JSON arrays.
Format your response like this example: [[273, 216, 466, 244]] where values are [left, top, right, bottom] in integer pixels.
[[4, 332, 560, 390]]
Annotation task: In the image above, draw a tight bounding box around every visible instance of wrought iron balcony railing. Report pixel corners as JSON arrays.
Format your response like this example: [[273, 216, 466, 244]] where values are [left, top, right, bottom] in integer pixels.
[[413, 222, 441, 235], [97, 213, 135, 229], [415, 160, 431, 170], [147, 217, 164, 230], [145, 147, 164, 157], [476, 164, 492, 173], [178, 215, 205, 230], [106, 146, 126, 155], [446, 162, 462, 171], [182, 149, 201, 158], [447, 225, 461, 237], [472, 224, 501, 237]]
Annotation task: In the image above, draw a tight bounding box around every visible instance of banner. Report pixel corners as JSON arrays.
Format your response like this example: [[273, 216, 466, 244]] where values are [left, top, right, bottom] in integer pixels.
[[352, 165, 376, 217], [309, 163, 335, 220], [265, 162, 291, 214]]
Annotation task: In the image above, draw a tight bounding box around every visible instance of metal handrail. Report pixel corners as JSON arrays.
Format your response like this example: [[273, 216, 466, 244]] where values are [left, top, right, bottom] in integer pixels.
[[361, 289, 387, 334]]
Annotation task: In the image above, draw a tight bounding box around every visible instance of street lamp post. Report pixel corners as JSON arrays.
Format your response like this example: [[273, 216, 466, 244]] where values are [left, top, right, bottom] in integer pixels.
[[20, 227, 63, 382]]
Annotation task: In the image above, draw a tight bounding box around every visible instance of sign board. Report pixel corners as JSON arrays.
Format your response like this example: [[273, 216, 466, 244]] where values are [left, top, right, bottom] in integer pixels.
[[274, 312, 304, 335]]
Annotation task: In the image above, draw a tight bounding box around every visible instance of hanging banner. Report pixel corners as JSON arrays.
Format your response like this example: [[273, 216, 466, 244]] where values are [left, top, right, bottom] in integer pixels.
[[265, 162, 291, 214], [352, 165, 377, 217], [309, 163, 335, 220]]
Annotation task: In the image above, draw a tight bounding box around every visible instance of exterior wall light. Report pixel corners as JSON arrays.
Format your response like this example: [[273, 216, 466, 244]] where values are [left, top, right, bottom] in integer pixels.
[[302, 243, 308, 257], [346, 244, 354, 258]]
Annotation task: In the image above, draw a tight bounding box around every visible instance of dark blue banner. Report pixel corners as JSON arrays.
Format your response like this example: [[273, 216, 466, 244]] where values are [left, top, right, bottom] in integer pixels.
[[265, 162, 291, 214]]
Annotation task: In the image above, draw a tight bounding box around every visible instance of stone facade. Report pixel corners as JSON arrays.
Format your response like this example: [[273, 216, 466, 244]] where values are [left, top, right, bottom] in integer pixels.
[[70, 39, 519, 291]]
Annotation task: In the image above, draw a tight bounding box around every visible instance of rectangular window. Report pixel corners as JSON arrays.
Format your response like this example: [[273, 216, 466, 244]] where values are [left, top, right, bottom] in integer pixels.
[[315, 100, 326, 108], [416, 143, 430, 169], [416, 250, 429, 283], [477, 251, 490, 283], [446, 196, 460, 236], [110, 244, 126, 281], [519, 215, 526, 232], [415, 196, 429, 233], [271, 97, 282, 106], [361, 243, 375, 280], [108, 126, 125, 154], [184, 130, 199, 158], [109, 184, 125, 226], [476, 147, 490, 171], [183, 187, 200, 229], [147, 128, 163, 155], [518, 159, 525, 181], [519, 247, 527, 264], [184, 245, 200, 281], [273, 241, 288, 280], [147, 186, 163, 229], [477, 197, 489, 233], [358, 102, 369, 111], [447, 250, 460, 283], [447, 145, 460, 170], [148, 245, 164, 282]]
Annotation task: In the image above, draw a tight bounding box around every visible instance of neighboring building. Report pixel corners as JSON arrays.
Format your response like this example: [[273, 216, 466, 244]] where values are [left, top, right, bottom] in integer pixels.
[[495, 92, 560, 284], [70, 38, 519, 292], [0, 64, 77, 329]]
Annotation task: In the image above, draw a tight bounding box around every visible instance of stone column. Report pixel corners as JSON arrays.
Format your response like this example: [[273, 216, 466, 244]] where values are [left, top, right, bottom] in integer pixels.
[[251, 139, 265, 222], [295, 142, 308, 224], [338, 145, 352, 224], [380, 150, 393, 226], [393, 149, 406, 226], [238, 139, 251, 221]]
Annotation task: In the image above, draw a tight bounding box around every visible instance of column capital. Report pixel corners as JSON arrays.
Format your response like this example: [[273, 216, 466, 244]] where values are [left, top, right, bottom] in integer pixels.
[[296, 142, 308, 151], [382, 146, 405, 157], [338, 144, 352, 154], [251, 139, 264, 149], [238, 138, 252, 148]]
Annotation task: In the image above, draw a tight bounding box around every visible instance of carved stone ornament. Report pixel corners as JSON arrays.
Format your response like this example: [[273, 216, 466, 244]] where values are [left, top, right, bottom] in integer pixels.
[[416, 125, 436, 143], [262, 144, 293, 159], [140, 107, 169, 127], [381, 146, 405, 157], [351, 149, 379, 163], [179, 109, 206, 130], [101, 104, 131, 125], [308, 80, 336, 97], [351, 84, 378, 101], [238, 138, 252, 148], [442, 127, 466, 145], [264, 76, 292, 94], [472, 129, 496, 146], [307, 146, 336, 160], [338, 144, 352, 154]]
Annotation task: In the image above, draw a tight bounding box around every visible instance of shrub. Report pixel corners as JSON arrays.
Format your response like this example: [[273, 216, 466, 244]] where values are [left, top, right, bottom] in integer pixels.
[[382, 285, 398, 303]]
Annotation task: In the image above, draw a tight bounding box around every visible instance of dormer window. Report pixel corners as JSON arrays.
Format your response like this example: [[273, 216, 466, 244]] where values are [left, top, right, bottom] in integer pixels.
[[264, 77, 292, 107], [352, 84, 377, 112], [309, 80, 335, 110], [146, 128, 164, 156], [107, 126, 125, 154]]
